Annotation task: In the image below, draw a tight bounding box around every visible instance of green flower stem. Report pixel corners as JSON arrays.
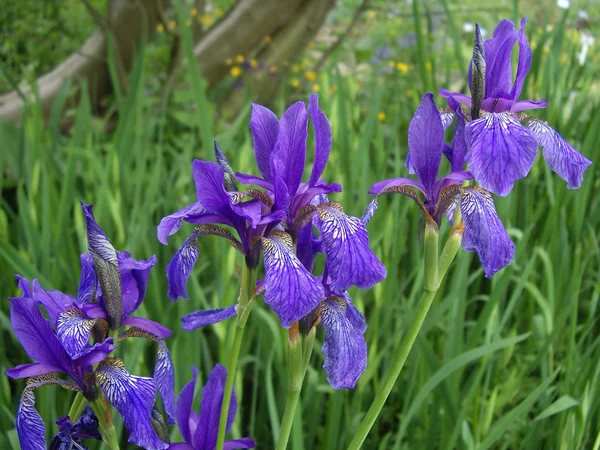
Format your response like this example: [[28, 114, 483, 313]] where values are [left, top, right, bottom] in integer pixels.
[[347, 221, 464, 450], [89, 397, 120, 450], [276, 325, 316, 450], [216, 264, 257, 450], [68, 391, 87, 422]]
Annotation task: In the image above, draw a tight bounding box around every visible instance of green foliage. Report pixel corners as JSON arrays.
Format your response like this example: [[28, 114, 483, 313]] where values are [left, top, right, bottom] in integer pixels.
[[1, 0, 600, 449]]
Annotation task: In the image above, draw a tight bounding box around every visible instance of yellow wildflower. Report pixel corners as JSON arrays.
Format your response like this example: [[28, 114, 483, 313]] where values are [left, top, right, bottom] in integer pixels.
[[396, 62, 409, 74], [190, 7, 197, 16], [425, 62, 432, 71], [269, 66, 277, 74], [305, 71, 317, 81], [168, 20, 176, 30], [264, 35, 272, 43], [215, 7, 224, 17], [225, 57, 233, 65], [156, 23, 164, 32], [290, 79, 300, 88], [312, 84, 320, 93], [367, 11, 376, 19], [249, 59, 258, 69], [200, 15, 214, 26], [377, 112, 386, 121], [235, 55, 245, 64], [230, 66, 241, 77]]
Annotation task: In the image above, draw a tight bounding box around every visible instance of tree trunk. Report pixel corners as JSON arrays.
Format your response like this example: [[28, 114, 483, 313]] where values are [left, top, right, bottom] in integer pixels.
[[0, 0, 165, 122]]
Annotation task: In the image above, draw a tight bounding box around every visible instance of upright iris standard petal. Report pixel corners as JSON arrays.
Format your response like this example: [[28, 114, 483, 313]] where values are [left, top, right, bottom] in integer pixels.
[[308, 94, 332, 186], [406, 93, 444, 193], [447, 97, 467, 171], [460, 188, 515, 277], [118, 251, 157, 316], [262, 231, 324, 328], [320, 298, 367, 390], [273, 101, 309, 197], [176, 366, 198, 446], [484, 19, 517, 98], [77, 254, 98, 304], [166, 230, 200, 301], [510, 18, 532, 101], [465, 113, 538, 196], [316, 205, 386, 291], [192, 364, 234, 450], [96, 358, 168, 450], [181, 305, 237, 331], [81, 203, 123, 329], [528, 120, 592, 189], [249, 103, 279, 181]]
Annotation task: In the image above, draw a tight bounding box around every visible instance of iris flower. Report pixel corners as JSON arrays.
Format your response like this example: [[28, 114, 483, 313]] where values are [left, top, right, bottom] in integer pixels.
[[440, 18, 591, 196], [159, 94, 385, 329], [49, 406, 101, 450], [5, 276, 168, 450], [168, 365, 255, 450], [369, 93, 515, 278]]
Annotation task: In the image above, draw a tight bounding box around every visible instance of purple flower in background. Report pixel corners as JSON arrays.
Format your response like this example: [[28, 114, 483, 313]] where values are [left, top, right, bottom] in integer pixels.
[[440, 18, 591, 196], [168, 365, 255, 450], [50, 406, 101, 450], [4, 276, 168, 450], [369, 93, 515, 278]]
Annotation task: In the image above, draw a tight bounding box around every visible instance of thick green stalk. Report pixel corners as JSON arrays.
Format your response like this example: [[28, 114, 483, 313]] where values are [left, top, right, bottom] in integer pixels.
[[89, 397, 120, 450], [68, 391, 87, 422], [347, 222, 463, 450], [276, 326, 316, 450], [216, 264, 257, 450]]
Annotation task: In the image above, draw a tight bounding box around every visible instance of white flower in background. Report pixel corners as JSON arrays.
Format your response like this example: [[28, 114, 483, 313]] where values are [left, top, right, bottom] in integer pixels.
[[480, 27, 488, 38], [578, 10, 589, 19], [557, 0, 570, 9], [463, 22, 474, 33], [578, 32, 595, 65]]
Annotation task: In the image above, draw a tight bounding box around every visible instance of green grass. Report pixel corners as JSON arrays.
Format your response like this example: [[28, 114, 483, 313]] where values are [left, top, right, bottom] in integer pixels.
[[1, 1, 599, 449]]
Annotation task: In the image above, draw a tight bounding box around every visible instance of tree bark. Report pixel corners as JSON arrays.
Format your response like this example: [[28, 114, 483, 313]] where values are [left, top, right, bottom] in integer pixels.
[[0, 0, 165, 122]]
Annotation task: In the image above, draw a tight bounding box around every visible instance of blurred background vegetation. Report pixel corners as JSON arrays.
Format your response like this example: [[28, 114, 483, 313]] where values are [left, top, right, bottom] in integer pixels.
[[1, 0, 599, 449]]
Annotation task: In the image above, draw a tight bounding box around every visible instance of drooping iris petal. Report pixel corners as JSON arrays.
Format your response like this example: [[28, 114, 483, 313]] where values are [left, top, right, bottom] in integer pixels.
[[166, 230, 200, 301], [223, 438, 256, 449], [465, 113, 538, 196], [7, 296, 71, 378], [368, 177, 426, 196], [157, 202, 220, 245], [361, 198, 379, 226], [528, 120, 592, 189], [56, 306, 97, 358], [176, 366, 198, 445], [181, 305, 237, 331], [122, 316, 172, 338], [460, 188, 515, 278], [440, 110, 455, 130], [80, 202, 123, 329], [249, 103, 279, 181], [118, 251, 156, 316], [308, 94, 332, 186], [406, 93, 444, 193], [510, 18, 532, 101], [16, 376, 81, 450], [32, 279, 77, 326], [4, 362, 59, 379], [321, 298, 367, 390], [342, 293, 367, 334], [155, 340, 176, 425], [316, 205, 386, 291], [192, 364, 238, 450], [273, 101, 309, 197], [262, 231, 324, 328], [96, 358, 168, 450], [77, 254, 98, 304], [484, 19, 517, 99]]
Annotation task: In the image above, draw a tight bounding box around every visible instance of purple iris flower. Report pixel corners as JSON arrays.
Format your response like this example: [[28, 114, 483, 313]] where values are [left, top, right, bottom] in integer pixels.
[[50, 405, 101, 450], [369, 93, 515, 278], [5, 276, 168, 450], [159, 94, 385, 328], [168, 365, 255, 450], [440, 18, 591, 196]]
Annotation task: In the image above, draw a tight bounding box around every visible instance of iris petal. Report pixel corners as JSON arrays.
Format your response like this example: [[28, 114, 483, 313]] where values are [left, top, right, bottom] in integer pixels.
[[460, 188, 515, 277], [465, 112, 538, 196], [249, 103, 279, 181], [321, 298, 367, 389], [176, 366, 198, 445], [181, 306, 237, 331], [308, 94, 333, 186], [166, 231, 200, 301], [528, 120, 592, 189], [262, 231, 324, 328], [96, 358, 168, 450]]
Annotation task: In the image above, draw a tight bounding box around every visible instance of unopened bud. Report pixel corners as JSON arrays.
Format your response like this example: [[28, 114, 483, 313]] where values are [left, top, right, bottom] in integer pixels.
[[471, 23, 486, 120]]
